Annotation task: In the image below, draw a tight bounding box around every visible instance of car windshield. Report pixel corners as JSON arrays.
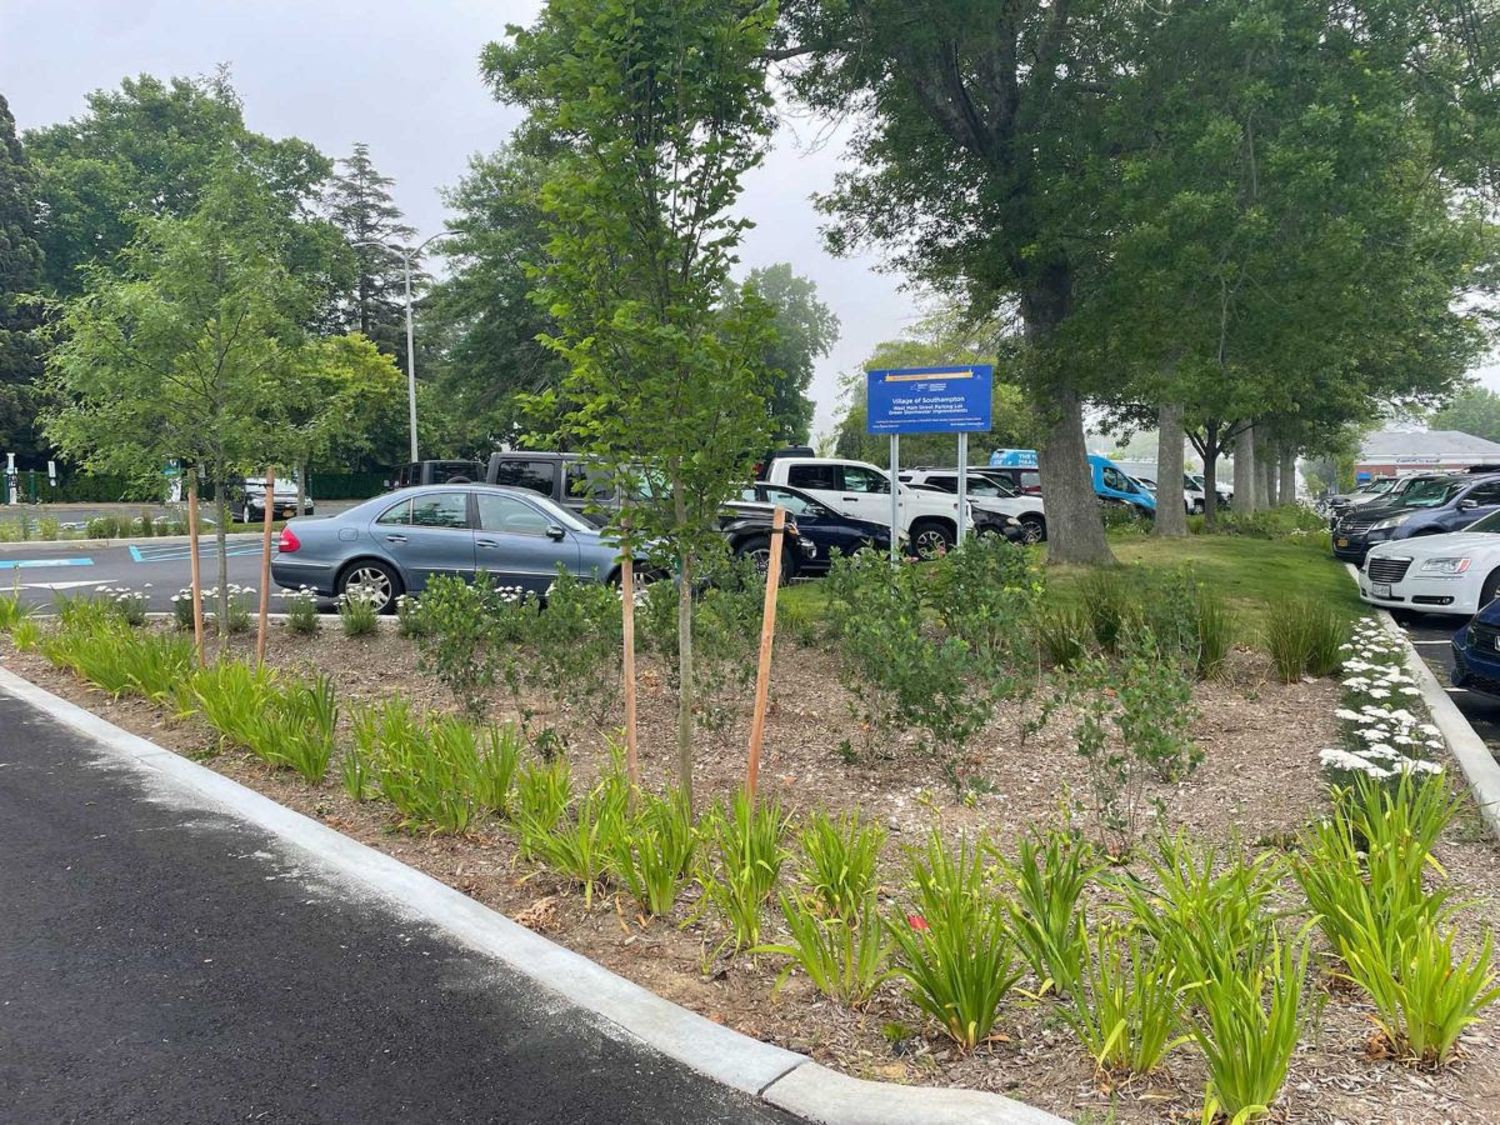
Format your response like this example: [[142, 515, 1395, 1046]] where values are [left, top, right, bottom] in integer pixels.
[[1463, 510, 1500, 534], [1397, 479, 1463, 508]]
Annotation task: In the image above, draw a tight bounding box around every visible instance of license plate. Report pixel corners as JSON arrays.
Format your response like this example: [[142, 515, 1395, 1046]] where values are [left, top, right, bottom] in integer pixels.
[[1336, 538, 1349, 547], [1373, 582, 1391, 598], [282, 508, 295, 518]]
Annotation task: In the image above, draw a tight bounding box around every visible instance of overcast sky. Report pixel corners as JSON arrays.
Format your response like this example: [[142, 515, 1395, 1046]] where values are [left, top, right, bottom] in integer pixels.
[[1, 0, 916, 439]]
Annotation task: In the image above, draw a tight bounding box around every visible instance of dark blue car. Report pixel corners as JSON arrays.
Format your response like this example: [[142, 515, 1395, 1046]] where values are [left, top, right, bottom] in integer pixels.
[[1452, 598, 1500, 696], [741, 482, 891, 573], [1334, 473, 1500, 564]]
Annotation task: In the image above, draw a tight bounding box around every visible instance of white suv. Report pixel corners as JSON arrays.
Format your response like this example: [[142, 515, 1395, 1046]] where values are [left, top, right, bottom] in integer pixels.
[[900, 467, 1045, 543], [762, 457, 972, 553]]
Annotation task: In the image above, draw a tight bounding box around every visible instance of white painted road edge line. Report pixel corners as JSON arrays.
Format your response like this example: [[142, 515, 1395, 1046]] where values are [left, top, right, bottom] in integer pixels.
[[0, 666, 1068, 1125], [1344, 563, 1500, 844]]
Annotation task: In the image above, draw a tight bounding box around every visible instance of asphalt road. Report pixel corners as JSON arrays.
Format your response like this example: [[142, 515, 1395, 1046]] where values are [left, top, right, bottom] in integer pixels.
[[0, 688, 797, 1125], [1392, 611, 1500, 754]]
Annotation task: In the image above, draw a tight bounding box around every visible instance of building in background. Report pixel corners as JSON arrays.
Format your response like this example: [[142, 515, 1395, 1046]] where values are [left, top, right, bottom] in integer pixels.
[[1355, 430, 1500, 480]]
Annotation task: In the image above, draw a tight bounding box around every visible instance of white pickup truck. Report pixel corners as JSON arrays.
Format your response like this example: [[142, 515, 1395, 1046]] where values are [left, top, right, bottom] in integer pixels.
[[761, 456, 972, 554]]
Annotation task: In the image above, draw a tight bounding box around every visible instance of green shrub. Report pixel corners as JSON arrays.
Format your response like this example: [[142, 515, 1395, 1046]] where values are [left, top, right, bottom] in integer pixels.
[[1199, 506, 1328, 541], [171, 587, 196, 630], [11, 618, 41, 651], [1062, 922, 1188, 1075], [795, 810, 886, 920], [999, 825, 1101, 998], [1114, 628, 1201, 782], [39, 517, 60, 541], [701, 790, 791, 952], [204, 584, 253, 634], [610, 787, 697, 917], [889, 829, 1021, 1049], [755, 891, 895, 1007], [1186, 933, 1311, 1122], [337, 584, 380, 637], [414, 575, 530, 715], [526, 568, 624, 730], [283, 588, 319, 635], [924, 535, 1042, 674]]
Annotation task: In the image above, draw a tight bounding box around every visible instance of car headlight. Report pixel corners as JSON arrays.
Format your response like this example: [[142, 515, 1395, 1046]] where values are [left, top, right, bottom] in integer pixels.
[[1419, 557, 1471, 575], [1370, 513, 1414, 531]]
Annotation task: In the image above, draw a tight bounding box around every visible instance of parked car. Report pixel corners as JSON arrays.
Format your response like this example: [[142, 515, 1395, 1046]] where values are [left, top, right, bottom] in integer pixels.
[[390, 460, 484, 488], [271, 484, 623, 609], [1332, 473, 1500, 565], [759, 455, 974, 554], [990, 448, 1156, 516], [485, 451, 817, 574], [1326, 473, 1435, 523], [740, 482, 892, 572], [898, 467, 1045, 543], [1360, 509, 1500, 618], [226, 476, 314, 523], [982, 463, 1044, 496], [1451, 597, 1500, 695], [1188, 472, 1231, 509]]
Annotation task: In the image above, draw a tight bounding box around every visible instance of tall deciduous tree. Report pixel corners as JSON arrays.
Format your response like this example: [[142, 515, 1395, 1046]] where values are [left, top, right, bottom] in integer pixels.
[[0, 94, 45, 461], [486, 0, 779, 805], [739, 263, 837, 445], [424, 145, 563, 449], [45, 164, 307, 639], [326, 143, 416, 360], [1430, 385, 1500, 443]]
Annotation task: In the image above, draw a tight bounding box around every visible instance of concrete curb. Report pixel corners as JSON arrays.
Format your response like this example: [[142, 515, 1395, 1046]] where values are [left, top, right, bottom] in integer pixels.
[[0, 666, 1069, 1125], [1346, 563, 1500, 844]]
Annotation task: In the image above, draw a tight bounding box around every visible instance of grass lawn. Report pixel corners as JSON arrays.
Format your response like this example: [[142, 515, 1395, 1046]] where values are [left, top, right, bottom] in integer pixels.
[[783, 531, 1364, 646]]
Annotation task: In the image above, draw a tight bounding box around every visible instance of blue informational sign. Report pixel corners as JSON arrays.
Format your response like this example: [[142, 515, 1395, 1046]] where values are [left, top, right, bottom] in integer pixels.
[[866, 365, 993, 435]]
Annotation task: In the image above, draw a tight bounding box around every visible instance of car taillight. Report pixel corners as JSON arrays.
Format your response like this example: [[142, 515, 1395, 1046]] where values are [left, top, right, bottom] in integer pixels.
[[278, 527, 300, 553]]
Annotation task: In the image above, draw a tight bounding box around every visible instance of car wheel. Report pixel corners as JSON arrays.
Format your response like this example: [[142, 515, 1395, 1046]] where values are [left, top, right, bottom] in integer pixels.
[[338, 560, 402, 614], [734, 534, 791, 584], [241, 504, 253, 524], [1480, 569, 1500, 610], [1019, 516, 1046, 545], [910, 519, 954, 556]]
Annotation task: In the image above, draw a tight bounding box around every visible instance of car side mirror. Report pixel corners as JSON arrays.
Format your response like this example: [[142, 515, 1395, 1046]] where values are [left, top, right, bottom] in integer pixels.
[[546, 523, 567, 541]]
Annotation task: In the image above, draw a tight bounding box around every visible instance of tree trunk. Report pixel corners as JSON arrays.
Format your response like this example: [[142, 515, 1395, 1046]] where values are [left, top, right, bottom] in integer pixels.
[[214, 487, 230, 654], [1257, 433, 1276, 508], [1264, 440, 1280, 507], [675, 550, 695, 811], [1153, 403, 1188, 537], [1197, 421, 1222, 525], [1279, 447, 1298, 506], [296, 462, 307, 516], [1233, 423, 1257, 514], [1037, 385, 1115, 565]]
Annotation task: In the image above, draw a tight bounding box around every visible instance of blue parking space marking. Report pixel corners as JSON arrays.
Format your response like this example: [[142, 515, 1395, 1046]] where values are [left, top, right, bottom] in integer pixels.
[[0, 558, 94, 569], [129, 543, 264, 563]]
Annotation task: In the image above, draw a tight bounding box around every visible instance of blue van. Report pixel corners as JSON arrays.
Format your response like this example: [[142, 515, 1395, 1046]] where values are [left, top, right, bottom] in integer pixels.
[[990, 449, 1156, 515]]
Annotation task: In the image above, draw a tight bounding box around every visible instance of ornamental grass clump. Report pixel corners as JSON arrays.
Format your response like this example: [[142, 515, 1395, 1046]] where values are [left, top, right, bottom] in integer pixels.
[[0, 587, 29, 631], [1033, 602, 1089, 670], [794, 809, 886, 920], [42, 618, 195, 701], [1062, 922, 1188, 1077], [754, 890, 895, 1008], [177, 658, 279, 750], [998, 825, 1101, 999], [282, 587, 319, 635], [514, 756, 574, 859], [701, 790, 792, 952], [610, 787, 697, 917], [530, 766, 631, 907], [249, 672, 338, 782], [889, 829, 1021, 1050]]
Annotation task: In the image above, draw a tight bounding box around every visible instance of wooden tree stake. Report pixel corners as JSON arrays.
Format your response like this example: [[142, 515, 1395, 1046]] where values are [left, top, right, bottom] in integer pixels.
[[256, 466, 275, 666], [745, 506, 786, 802], [186, 472, 205, 666], [620, 553, 640, 787]]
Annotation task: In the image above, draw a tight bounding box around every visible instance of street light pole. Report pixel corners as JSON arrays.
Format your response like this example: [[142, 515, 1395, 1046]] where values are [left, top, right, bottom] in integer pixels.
[[353, 229, 458, 465]]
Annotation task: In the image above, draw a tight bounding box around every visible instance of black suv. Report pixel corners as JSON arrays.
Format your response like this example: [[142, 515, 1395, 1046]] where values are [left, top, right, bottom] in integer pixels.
[[391, 460, 484, 488], [484, 451, 817, 577]]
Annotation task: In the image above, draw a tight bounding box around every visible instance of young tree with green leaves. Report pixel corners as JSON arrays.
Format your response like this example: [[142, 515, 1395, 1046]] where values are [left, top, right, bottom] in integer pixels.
[[486, 0, 780, 805], [0, 94, 45, 462], [326, 143, 416, 360], [45, 164, 307, 641]]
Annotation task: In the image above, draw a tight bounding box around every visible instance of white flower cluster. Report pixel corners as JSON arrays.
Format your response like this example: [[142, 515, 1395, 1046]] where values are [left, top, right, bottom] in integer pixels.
[[170, 584, 256, 603], [1324, 619, 1443, 781], [337, 584, 385, 608], [276, 584, 317, 605]]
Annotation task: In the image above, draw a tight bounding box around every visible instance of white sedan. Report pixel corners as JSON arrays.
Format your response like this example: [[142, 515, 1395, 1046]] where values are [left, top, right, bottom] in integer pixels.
[[1359, 510, 1500, 617]]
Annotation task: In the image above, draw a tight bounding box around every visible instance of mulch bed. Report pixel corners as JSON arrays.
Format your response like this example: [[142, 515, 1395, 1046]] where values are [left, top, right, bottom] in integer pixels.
[[5, 623, 1499, 1124]]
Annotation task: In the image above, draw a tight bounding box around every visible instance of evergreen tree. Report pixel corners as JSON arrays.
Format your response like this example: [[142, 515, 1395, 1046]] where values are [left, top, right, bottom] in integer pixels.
[[326, 143, 415, 360], [0, 93, 45, 461]]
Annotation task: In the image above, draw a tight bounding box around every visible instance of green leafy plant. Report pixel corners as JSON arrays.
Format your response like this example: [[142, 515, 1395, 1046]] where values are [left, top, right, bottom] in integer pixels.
[[514, 756, 574, 859], [413, 575, 531, 714], [999, 824, 1101, 998], [754, 890, 895, 1007], [395, 593, 427, 637], [0, 587, 30, 631], [337, 584, 380, 637], [283, 587, 319, 635], [701, 790, 791, 952], [1034, 603, 1090, 670], [11, 618, 41, 651], [610, 787, 697, 917], [888, 829, 1021, 1049], [1077, 569, 1136, 653], [530, 763, 631, 906], [249, 672, 338, 782], [178, 659, 279, 750], [795, 809, 886, 920], [1063, 922, 1189, 1076], [1265, 597, 1348, 682], [1185, 932, 1311, 1123], [1114, 628, 1201, 782], [42, 619, 196, 700]]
